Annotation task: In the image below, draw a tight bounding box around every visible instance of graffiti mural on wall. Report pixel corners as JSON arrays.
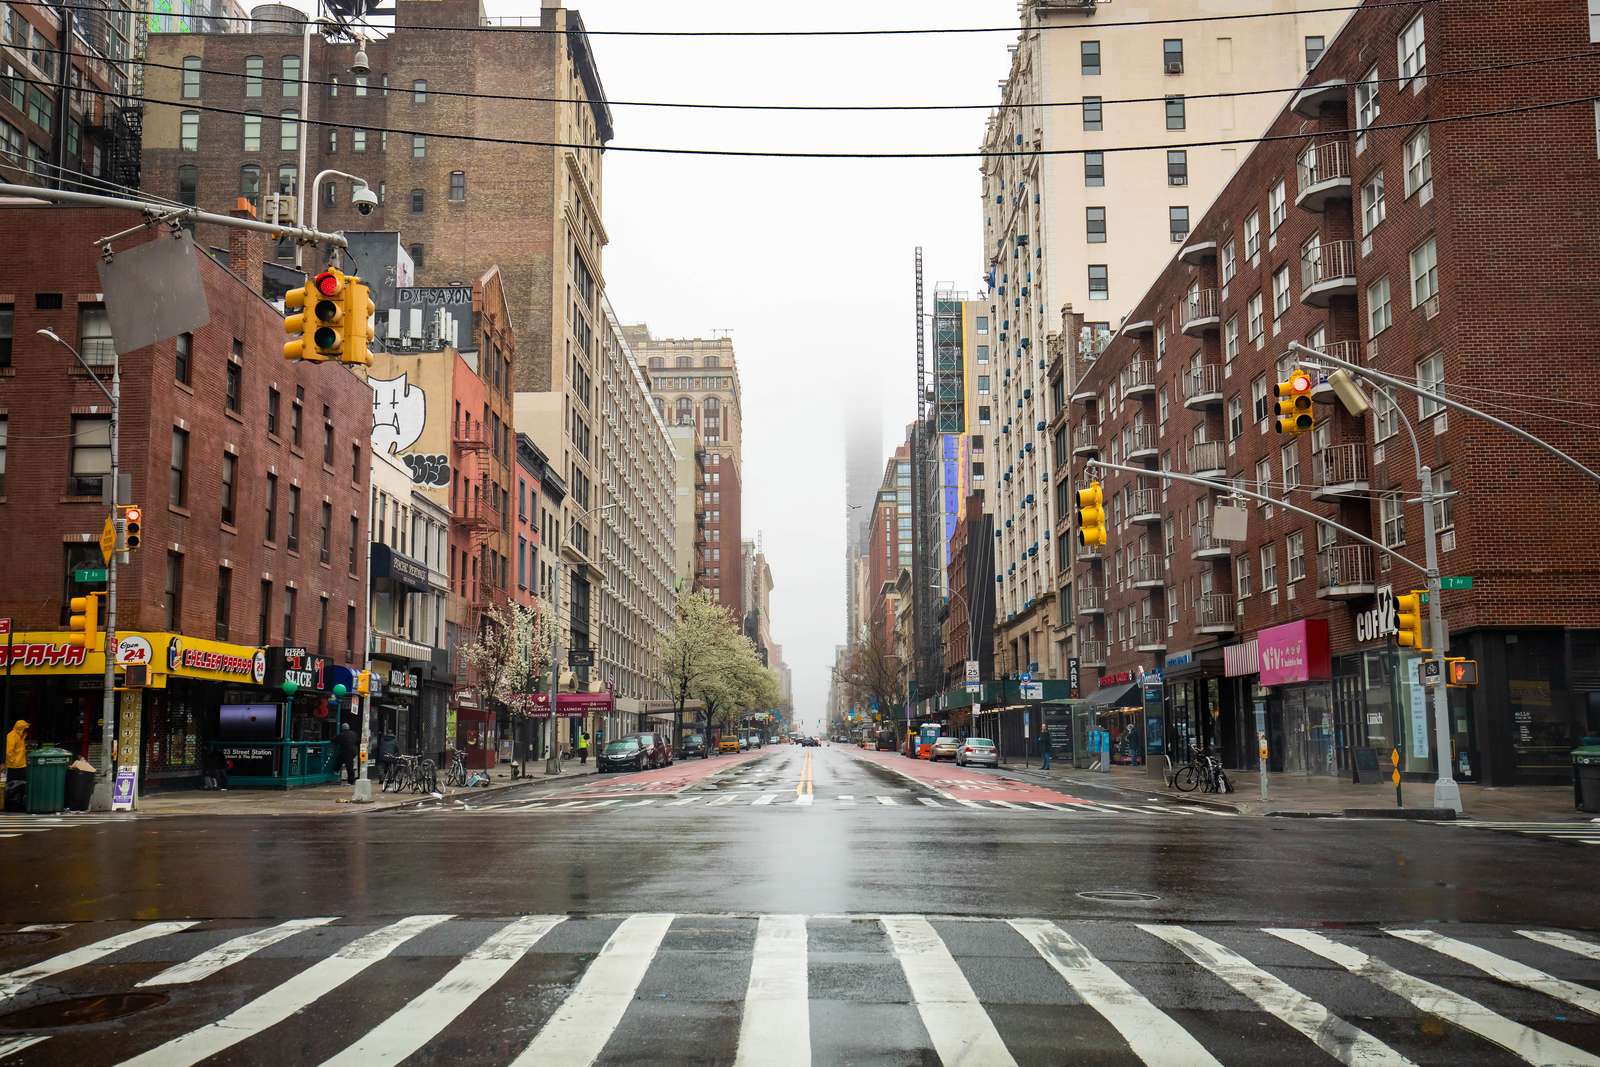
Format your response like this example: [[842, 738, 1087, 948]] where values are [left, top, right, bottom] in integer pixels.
[[369, 373, 450, 488]]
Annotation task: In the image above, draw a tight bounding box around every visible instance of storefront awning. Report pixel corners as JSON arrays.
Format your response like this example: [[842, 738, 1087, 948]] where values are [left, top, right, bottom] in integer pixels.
[[1083, 681, 1140, 711]]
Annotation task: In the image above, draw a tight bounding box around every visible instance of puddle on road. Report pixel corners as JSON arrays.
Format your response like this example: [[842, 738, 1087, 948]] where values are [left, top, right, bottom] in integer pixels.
[[0, 992, 167, 1030]]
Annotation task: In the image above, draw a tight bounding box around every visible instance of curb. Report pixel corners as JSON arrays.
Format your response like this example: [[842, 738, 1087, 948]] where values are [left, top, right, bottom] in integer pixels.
[[997, 764, 1247, 814], [1264, 810, 1345, 819], [1343, 807, 1457, 820], [387, 766, 600, 811]]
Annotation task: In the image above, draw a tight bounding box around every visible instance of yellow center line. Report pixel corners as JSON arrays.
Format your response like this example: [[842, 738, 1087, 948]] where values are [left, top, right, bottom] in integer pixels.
[[795, 751, 813, 797]]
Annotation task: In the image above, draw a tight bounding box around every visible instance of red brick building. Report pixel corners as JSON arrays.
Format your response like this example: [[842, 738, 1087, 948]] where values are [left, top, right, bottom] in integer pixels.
[[1064, 0, 1600, 786], [0, 206, 370, 790]]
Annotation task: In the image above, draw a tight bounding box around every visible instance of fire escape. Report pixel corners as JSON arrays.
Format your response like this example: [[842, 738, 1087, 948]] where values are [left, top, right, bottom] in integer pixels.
[[452, 420, 503, 618]]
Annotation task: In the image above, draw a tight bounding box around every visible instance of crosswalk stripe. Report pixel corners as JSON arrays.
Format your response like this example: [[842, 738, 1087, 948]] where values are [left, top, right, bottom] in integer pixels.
[[624, 798, 657, 807], [1180, 805, 1239, 817], [733, 915, 809, 1067], [666, 797, 699, 806], [1011, 919, 1220, 1067], [1071, 802, 1124, 814], [881, 915, 1017, 1067], [138, 917, 337, 987], [1030, 801, 1071, 811], [1136, 806, 1184, 815], [119, 914, 453, 1067], [752, 794, 778, 806], [322, 915, 564, 1066], [1268, 928, 1600, 1067], [955, 799, 985, 809], [836, 795, 855, 805], [877, 796, 898, 806], [0, 1035, 49, 1061], [1141, 925, 1412, 1066], [579, 799, 623, 810], [1389, 929, 1600, 1018], [918, 798, 944, 808], [707, 795, 740, 807], [989, 800, 1028, 810], [0, 921, 198, 1002], [510, 913, 673, 1067], [1518, 929, 1600, 961]]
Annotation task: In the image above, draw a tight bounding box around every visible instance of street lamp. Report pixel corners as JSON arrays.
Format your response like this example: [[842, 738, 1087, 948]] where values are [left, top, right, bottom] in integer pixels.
[[544, 501, 620, 774], [37, 328, 120, 812]]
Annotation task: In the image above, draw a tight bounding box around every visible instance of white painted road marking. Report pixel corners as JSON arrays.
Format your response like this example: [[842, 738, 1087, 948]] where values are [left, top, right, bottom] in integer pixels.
[[138, 917, 336, 987], [511, 913, 673, 1067], [0, 921, 197, 1002], [1390, 929, 1600, 1018], [881, 915, 1017, 1067], [119, 915, 452, 1067], [1269, 928, 1600, 1067], [1518, 929, 1600, 961], [1142, 925, 1413, 1066], [1012, 919, 1221, 1067], [752, 794, 778, 806], [733, 915, 809, 1067]]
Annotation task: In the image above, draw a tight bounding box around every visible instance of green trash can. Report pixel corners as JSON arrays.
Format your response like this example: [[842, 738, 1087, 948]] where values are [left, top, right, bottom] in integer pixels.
[[25, 746, 71, 814], [1575, 746, 1600, 814]]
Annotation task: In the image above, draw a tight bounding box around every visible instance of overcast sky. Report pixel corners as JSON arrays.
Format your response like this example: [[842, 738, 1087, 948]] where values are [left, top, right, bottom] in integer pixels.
[[561, 1, 1016, 728]]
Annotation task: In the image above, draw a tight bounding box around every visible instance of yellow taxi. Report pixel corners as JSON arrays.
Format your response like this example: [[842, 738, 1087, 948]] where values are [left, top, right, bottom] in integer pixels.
[[718, 732, 742, 754]]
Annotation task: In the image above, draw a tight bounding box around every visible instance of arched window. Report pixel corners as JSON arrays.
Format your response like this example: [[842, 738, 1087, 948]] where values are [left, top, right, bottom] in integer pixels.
[[239, 164, 261, 209], [703, 396, 720, 415], [652, 396, 665, 416], [281, 55, 300, 97], [674, 397, 693, 425], [703, 355, 721, 368], [675, 356, 693, 368], [648, 357, 664, 369], [176, 165, 198, 206], [179, 111, 199, 151]]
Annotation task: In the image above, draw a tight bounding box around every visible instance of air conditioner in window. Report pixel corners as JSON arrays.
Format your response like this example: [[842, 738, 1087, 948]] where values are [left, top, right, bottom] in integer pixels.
[[1169, 175, 1188, 186], [1164, 61, 1184, 75], [1171, 230, 1189, 243]]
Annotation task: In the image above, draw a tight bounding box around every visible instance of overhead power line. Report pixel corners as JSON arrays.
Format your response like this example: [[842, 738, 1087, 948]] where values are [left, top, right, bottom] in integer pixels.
[[23, 39, 1593, 115], [6, 0, 1443, 38], [13, 71, 1592, 161]]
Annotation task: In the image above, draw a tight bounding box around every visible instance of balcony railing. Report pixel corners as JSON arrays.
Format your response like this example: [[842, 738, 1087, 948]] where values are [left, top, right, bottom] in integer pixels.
[[1301, 240, 1358, 306], [1314, 442, 1370, 497], [1317, 543, 1377, 597], [1182, 363, 1226, 407], [1129, 423, 1158, 458], [1192, 518, 1232, 559], [1188, 440, 1227, 476], [1131, 554, 1164, 587], [1135, 617, 1168, 651], [1077, 584, 1106, 615], [78, 336, 117, 367], [1296, 141, 1352, 211], [1122, 360, 1156, 397], [1128, 488, 1161, 522], [1310, 340, 1362, 398], [1195, 592, 1235, 633], [1080, 638, 1108, 666], [1073, 422, 1101, 457], [1180, 288, 1220, 335]]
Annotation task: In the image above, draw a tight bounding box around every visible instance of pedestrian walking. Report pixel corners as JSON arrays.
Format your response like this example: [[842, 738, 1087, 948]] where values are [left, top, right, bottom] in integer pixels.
[[331, 724, 359, 785], [4, 719, 29, 811], [1038, 728, 1053, 771], [578, 732, 589, 765]]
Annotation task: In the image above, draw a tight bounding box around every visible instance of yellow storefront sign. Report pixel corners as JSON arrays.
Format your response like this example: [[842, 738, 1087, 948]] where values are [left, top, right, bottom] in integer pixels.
[[0, 631, 265, 687]]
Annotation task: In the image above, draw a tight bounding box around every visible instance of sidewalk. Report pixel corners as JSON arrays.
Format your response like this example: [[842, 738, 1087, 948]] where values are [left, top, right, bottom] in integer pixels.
[[995, 760, 1583, 821], [131, 760, 599, 817]]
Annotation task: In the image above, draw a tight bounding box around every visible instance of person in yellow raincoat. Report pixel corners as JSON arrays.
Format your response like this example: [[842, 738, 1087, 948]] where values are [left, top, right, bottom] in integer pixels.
[[4, 720, 28, 811]]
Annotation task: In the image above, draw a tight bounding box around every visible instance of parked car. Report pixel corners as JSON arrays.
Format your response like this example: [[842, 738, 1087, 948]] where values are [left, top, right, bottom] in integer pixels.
[[629, 731, 672, 768], [738, 735, 750, 751], [955, 737, 999, 767], [680, 733, 709, 759], [719, 733, 742, 753], [875, 733, 898, 752], [598, 737, 647, 773], [930, 736, 962, 762]]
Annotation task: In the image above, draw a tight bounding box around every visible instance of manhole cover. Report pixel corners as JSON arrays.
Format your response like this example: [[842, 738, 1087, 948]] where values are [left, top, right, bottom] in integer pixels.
[[0, 993, 167, 1030], [0, 932, 61, 950], [1075, 890, 1161, 904]]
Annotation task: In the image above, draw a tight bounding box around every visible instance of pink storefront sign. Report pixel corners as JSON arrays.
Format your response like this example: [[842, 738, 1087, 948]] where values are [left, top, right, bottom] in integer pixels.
[[1257, 619, 1332, 686], [523, 692, 616, 718]]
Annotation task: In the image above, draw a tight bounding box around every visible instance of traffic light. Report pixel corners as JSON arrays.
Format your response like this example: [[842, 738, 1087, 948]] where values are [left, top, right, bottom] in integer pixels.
[[67, 592, 102, 650], [1447, 658, 1479, 686], [1076, 480, 1107, 547], [341, 277, 376, 366], [356, 669, 371, 696], [1274, 367, 1316, 434], [282, 275, 326, 363], [311, 268, 349, 361], [120, 505, 142, 552], [1395, 590, 1428, 651]]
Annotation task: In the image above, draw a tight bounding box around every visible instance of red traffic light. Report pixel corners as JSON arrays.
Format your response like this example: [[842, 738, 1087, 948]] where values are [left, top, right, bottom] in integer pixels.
[[314, 271, 342, 297], [1289, 370, 1313, 395]]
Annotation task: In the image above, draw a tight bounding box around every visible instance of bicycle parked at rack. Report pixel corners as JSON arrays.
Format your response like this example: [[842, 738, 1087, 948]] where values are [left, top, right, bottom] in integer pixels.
[[1172, 751, 1234, 794], [380, 754, 439, 794], [443, 748, 468, 788]]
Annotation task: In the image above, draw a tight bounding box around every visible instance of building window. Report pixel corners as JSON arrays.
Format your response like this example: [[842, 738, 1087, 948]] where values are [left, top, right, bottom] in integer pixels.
[[1165, 95, 1185, 130], [259, 581, 272, 644], [267, 386, 280, 435], [1221, 240, 1236, 284], [69, 416, 110, 496], [345, 604, 356, 663], [174, 332, 191, 384], [242, 112, 261, 152], [215, 566, 231, 641], [976, 344, 989, 363], [1367, 276, 1392, 337], [265, 472, 278, 540], [1272, 265, 1290, 316], [291, 389, 304, 446], [1088, 264, 1108, 300], [1269, 179, 1287, 230], [409, 243, 425, 269], [225, 358, 242, 414], [276, 110, 298, 151], [239, 164, 261, 209], [1244, 212, 1260, 262], [319, 501, 332, 564], [1237, 554, 1252, 599], [1374, 388, 1398, 443], [1287, 532, 1306, 581], [244, 55, 263, 97], [352, 128, 366, 152], [407, 187, 424, 214], [1397, 13, 1427, 88], [1227, 395, 1243, 440], [349, 514, 360, 572], [1260, 543, 1277, 591], [181, 55, 200, 98], [221, 452, 237, 526], [1169, 205, 1189, 242], [1305, 35, 1325, 69], [180, 111, 199, 151], [1410, 235, 1439, 308], [1247, 291, 1264, 342], [1432, 465, 1455, 530], [449, 171, 465, 201], [1281, 442, 1300, 489], [1081, 40, 1100, 75], [282, 587, 297, 645], [1085, 206, 1106, 243], [413, 79, 428, 103], [1361, 172, 1386, 236], [1082, 96, 1102, 131], [1250, 374, 1268, 424], [282, 55, 300, 97], [1084, 151, 1104, 186], [1416, 349, 1445, 419], [1592, 0, 1600, 41], [412, 134, 426, 158], [1163, 38, 1183, 73], [1224, 316, 1239, 362], [277, 164, 296, 196], [287, 484, 301, 552], [165, 552, 184, 630], [1381, 492, 1406, 547], [1404, 128, 1432, 199], [169, 427, 189, 507], [1167, 149, 1187, 186], [1255, 458, 1273, 507], [354, 74, 367, 97]]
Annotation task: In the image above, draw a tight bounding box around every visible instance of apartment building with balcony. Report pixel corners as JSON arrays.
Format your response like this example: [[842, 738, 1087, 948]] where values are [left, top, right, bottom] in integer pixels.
[[980, 0, 1350, 698], [1064, 0, 1600, 787]]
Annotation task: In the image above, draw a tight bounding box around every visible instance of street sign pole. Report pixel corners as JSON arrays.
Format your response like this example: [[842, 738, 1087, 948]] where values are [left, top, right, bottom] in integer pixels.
[[1419, 466, 1461, 814], [95, 357, 121, 812], [2, 620, 12, 736]]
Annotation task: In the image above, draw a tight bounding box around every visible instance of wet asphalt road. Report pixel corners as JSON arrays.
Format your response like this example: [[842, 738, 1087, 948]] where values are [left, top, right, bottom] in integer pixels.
[[1, 743, 1598, 1065]]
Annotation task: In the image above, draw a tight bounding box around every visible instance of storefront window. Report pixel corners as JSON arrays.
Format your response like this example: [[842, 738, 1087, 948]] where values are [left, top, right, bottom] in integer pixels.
[[143, 689, 203, 780], [1507, 632, 1570, 782]]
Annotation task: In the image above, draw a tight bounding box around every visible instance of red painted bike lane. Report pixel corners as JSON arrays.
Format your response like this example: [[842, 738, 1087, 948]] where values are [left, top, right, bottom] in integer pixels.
[[840, 745, 1096, 805], [543, 748, 773, 799]]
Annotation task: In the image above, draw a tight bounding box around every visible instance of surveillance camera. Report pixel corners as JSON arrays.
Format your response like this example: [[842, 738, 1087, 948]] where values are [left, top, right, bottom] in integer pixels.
[[351, 185, 377, 216]]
